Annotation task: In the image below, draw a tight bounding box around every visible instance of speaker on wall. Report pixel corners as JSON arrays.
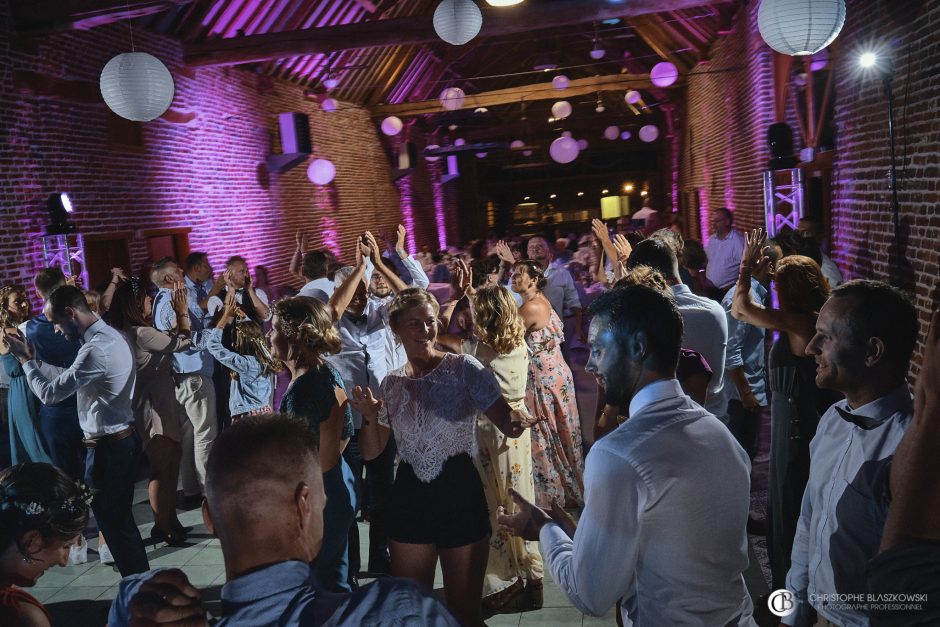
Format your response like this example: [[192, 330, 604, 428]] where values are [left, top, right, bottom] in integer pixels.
[[266, 112, 311, 173]]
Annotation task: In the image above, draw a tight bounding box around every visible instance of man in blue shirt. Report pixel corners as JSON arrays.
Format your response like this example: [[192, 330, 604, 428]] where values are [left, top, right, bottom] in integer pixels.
[[108, 414, 458, 626]]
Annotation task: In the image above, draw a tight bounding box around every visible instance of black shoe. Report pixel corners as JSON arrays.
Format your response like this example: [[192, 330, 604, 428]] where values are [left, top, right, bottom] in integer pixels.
[[149, 526, 188, 548]]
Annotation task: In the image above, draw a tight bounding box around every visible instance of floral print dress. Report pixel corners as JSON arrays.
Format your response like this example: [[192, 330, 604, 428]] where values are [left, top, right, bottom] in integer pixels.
[[524, 311, 584, 508]]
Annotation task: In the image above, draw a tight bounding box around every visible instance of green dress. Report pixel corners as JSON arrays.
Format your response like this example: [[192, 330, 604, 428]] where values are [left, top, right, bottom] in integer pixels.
[[2, 352, 53, 465]]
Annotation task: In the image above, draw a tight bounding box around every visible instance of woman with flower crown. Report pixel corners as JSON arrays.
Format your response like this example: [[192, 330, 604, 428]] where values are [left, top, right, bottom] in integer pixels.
[[0, 463, 91, 626]]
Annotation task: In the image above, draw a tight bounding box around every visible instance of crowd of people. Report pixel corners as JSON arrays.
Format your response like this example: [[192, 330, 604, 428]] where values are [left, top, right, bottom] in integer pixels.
[[0, 205, 938, 627]]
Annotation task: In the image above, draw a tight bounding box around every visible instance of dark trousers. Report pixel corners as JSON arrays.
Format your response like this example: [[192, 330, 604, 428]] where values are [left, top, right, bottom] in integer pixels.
[[0, 388, 10, 469], [39, 403, 84, 480], [726, 399, 762, 461], [344, 432, 396, 575], [85, 431, 149, 576]]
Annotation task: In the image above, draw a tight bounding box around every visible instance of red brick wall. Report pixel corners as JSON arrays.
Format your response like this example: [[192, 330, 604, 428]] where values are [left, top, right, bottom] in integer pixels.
[[0, 0, 415, 297], [683, 0, 940, 367]]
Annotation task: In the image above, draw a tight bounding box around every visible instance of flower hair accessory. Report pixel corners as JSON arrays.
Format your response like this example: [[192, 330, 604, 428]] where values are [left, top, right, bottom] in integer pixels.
[[0, 482, 95, 517]]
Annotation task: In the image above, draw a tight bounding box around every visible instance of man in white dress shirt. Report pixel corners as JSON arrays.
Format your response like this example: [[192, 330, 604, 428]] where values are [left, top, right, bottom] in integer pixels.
[[705, 207, 747, 294], [4, 285, 150, 576], [498, 284, 755, 626]]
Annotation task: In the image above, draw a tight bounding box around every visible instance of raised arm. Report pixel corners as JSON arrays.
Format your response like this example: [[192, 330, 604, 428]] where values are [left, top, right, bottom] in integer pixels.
[[100, 267, 127, 313], [289, 231, 307, 282], [365, 231, 407, 293], [329, 241, 369, 321], [243, 273, 271, 321], [394, 224, 430, 289], [591, 219, 620, 268], [439, 259, 472, 331], [349, 385, 391, 461]]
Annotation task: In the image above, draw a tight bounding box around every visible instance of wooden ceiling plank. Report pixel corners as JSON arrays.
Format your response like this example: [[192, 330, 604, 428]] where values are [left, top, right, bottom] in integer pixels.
[[184, 0, 730, 67], [13, 0, 195, 33]]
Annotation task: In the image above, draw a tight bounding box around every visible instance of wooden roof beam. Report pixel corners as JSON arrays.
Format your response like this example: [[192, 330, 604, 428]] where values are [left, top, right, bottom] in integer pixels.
[[372, 73, 656, 117], [12, 0, 194, 33], [184, 0, 729, 68]]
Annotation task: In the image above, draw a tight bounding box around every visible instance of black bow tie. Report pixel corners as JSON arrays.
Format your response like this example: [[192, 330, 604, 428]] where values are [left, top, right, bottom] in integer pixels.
[[835, 407, 882, 430]]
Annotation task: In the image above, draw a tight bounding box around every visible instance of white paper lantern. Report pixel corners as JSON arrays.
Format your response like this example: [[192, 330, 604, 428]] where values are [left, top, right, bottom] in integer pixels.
[[621, 130, 632, 140], [625, 89, 641, 105], [380, 116, 403, 136], [475, 152, 488, 158], [758, 0, 846, 55], [522, 149, 533, 157], [425, 144, 441, 162], [551, 100, 572, 120], [307, 159, 336, 185], [650, 62, 679, 88], [433, 0, 483, 46], [439, 87, 466, 111], [552, 75, 570, 90], [321, 97, 338, 112], [562, 131, 573, 138], [454, 138, 466, 146], [639, 125, 659, 143], [99, 52, 175, 122], [510, 139, 525, 149], [577, 138, 588, 150], [549, 136, 580, 164], [603, 125, 620, 140]]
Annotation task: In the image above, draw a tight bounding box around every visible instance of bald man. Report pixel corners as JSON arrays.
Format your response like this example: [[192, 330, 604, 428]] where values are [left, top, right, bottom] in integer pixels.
[[109, 414, 458, 626]]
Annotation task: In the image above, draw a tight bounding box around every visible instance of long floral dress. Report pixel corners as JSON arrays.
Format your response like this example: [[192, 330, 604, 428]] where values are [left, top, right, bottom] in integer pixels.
[[524, 311, 584, 508], [462, 339, 544, 597]]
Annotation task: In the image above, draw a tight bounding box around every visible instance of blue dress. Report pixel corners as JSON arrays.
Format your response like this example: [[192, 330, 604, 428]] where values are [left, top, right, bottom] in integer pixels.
[[280, 363, 357, 592], [1, 352, 53, 465]]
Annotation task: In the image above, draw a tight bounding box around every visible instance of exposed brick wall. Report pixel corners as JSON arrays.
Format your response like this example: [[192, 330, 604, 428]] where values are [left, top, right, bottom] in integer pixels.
[[682, 0, 940, 369], [0, 0, 416, 298]]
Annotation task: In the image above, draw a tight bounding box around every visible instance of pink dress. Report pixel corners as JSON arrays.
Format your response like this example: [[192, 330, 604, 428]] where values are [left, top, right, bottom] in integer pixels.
[[525, 310, 585, 508]]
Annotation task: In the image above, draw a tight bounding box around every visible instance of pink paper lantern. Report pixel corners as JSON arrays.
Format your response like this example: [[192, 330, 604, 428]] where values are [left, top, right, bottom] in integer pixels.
[[549, 136, 580, 164], [321, 97, 337, 112], [552, 75, 570, 90], [380, 116, 403, 136], [307, 159, 336, 185], [650, 62, 679, 88], [639, 125, 659, 143], [625, 89, 641, 105], [603, 125, 620, 140]]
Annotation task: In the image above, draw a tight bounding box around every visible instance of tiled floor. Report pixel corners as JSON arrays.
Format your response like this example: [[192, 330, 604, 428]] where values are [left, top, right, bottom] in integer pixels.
[[32, 482, 620, 626]]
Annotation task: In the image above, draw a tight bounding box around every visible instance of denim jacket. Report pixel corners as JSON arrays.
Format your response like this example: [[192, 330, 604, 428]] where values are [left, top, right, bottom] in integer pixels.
[[205, 328, 273, 415]]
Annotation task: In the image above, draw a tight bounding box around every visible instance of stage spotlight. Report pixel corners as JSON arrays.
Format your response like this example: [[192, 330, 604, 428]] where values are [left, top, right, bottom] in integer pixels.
[[46, 193, 75, 235], [859, 52, 877, 68]]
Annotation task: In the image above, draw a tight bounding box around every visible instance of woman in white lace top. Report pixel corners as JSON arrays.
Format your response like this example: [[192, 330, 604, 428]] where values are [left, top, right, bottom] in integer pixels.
[[351, 288, 530, 627]]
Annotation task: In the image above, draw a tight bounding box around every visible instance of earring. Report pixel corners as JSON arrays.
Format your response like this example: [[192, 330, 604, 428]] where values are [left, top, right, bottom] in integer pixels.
[[21, 554, 33, 564]]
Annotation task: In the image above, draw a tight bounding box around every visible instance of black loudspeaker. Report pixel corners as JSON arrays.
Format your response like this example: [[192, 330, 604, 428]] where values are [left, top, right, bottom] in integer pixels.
[[279, 112, 311, 154], [767, 122, 798, 170], [266, 112, 311, 173]]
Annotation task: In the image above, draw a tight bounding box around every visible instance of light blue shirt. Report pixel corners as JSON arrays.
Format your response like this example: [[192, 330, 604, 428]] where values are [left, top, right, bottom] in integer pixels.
[[671, 283, 728, 417], [784, 385, 913, 626], [23, 318, 135, 438], [109, 561, 460, 626], [721, 279, 769, 406], [153, 276, 214, 377], [539, 379, 755, 626]]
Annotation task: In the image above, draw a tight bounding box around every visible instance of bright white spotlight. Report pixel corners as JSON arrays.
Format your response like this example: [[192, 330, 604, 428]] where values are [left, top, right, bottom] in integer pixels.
[[859, 52, 877, 68]]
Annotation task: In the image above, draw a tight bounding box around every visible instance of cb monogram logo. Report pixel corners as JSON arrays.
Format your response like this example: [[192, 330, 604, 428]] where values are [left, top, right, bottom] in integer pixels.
[[768, 589, 796, 617]]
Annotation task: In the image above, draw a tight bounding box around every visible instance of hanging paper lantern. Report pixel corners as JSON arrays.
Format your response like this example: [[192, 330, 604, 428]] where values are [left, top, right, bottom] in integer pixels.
[[603, 125, 619, 140], [551, 100, 572, 120], [625, 89, 642, 105], [476, 152, 488, 158], [99, 52, 175, 122], [549, 136, 580, 164], [307, 159, 336, 185], [454, 138, 466, 146], [433, 0, 483, 46], [561, 131, 573, 138], [639, 125, 659, 143], [552, 75, 570, 90], [510, 139, 525, 149], [439, 87, 466, 111], [522, 149, 533, 157], [758, 0, 846, 55], [595, 104, 606, 113], [577, 138, 588, 151], [621, 130, 632, 140], [321, 97, 338, 112], [425, 144, 441, 162], [380, 116, 403, 136], [650, 62, 679, 88]]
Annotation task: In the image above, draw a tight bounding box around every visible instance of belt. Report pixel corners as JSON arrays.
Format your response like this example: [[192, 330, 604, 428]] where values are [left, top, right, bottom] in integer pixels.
[[84, 426, 135, 449]]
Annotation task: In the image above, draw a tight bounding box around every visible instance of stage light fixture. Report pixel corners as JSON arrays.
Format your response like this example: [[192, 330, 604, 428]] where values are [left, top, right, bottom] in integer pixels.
[[46, 193, 76, 235], [859, 52, 877, 68]]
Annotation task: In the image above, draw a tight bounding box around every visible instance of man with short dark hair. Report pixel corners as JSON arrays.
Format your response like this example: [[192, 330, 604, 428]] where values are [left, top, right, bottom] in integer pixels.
[[784, 280, 918, 626], [498, 285, 754, 626], [109, 414, 459, 626], [705, 207, 746, 294], [3, 285, 149, 576], [797, 216, 843, 288], [299, 250, 334, 302]]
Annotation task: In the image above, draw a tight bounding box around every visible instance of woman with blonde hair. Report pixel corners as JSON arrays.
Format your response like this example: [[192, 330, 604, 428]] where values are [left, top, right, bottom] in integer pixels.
[[731, 228, 838, 590], [268, 296, 355, 593], [350, 287, 530, 627], [438, 281, 544, 614]]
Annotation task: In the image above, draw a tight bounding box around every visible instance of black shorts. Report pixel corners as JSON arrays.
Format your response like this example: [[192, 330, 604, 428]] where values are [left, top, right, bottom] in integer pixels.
[[388, 453, 491, 548]]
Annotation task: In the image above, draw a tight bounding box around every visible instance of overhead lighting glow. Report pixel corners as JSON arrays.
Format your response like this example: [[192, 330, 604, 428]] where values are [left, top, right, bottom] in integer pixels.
[[549, 193, 557, 199], [859, 52, 877, 68], [577, 191, 584, 197], [524, 196, 531, 200], [601, 189, 609, 194], [485, 0, 524, 5], [623, 183, 635, 193]]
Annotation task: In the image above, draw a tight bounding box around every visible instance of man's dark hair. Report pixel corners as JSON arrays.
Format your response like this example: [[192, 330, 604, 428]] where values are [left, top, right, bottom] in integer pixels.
[[772, 229, 822, 266], [830, 280, 918, 372], [627, 238, 679, 280], [302, 251, 329, 280], [48, 285, 91, 317], [185, 252, 208, 271], [205, 413, 319, 504], [226, 255, 246, 268], [34, 267, 67, 299], [589, 284, 684, 373], [716, 207, 733, 223]]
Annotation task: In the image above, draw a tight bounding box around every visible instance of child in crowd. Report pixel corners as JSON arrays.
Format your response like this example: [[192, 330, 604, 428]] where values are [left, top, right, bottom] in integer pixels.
[[205, 292, 279, 421]]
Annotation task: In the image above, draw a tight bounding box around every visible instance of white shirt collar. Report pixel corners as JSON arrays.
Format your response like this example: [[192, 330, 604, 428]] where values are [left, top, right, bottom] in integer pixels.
[[628, 378, 684, 417]]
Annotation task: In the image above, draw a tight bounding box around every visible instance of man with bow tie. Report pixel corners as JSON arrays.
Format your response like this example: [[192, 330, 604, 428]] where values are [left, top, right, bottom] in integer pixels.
[[784, 280, 918, 627]]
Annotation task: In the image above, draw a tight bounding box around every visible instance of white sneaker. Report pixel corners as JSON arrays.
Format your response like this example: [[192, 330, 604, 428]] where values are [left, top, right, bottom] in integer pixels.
[[98, 543, 115, 565], [69, 536, 88, 565]]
